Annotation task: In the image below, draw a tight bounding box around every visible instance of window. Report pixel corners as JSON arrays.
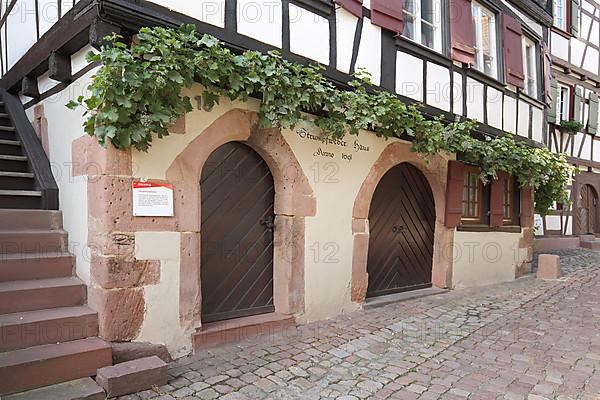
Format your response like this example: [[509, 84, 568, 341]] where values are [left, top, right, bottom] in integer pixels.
[[522, 36, 538, 98], [554, 0, 567, 30], [503, 177, 515, 225], [471, 2, 498, 78], [402, 0, 442, 52], [462, 167, 482, 223], [558, 84, 571, 122]]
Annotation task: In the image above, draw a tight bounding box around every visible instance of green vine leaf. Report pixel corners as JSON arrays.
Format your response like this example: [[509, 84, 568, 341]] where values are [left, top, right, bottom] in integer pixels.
[[66, 24, 571, 216]]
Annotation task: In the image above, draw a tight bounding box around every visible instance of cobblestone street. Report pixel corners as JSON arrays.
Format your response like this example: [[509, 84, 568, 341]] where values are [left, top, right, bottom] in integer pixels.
[[124, 249, 600, 399]]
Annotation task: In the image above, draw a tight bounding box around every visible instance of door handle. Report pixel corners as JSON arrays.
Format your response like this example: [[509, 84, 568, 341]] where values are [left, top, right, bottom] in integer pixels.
[[260, 217, 275, 232], [392, 225, 405, 234]]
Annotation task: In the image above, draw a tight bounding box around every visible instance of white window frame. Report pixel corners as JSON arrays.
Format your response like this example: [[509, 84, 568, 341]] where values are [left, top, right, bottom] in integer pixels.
[[472, 2, 498, 79], [554, 0, 567, 31], [522, 36, 538, 98], [558, 83, 571, 122], [402, 0, 443, 53]]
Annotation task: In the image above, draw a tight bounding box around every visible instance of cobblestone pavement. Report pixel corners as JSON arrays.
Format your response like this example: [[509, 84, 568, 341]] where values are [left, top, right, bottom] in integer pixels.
[[123, 249, 600, 399]]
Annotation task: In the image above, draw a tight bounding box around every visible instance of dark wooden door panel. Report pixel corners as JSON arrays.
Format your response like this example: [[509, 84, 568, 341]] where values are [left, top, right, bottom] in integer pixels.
[[200, 142, 275, 323], [367, 163, 435, 298], [577, 184, 599, 234]]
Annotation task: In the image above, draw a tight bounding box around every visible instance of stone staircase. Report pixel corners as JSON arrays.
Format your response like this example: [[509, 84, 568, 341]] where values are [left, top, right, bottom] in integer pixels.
[[0, 209, 112, 395], [579, 234, 600, 250]]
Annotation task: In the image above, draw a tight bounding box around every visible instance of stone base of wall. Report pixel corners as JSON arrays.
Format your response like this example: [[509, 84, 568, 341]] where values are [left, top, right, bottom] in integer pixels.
[[534, 237, 581, 252]]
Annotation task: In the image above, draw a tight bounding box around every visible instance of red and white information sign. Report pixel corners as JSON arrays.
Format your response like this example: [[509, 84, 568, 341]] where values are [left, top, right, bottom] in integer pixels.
[[132, 181, 174, 217]]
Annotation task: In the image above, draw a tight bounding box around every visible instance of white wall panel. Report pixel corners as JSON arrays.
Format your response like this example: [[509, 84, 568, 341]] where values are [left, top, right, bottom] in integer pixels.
[[466, 78, 484, 122], [7, 0, 37, 69], [452, 71, 462, 116], [237, 0, 281, 47], [289, 4, 329, 65], [355, 19, 381, 85], [38, 0, 59, 37], [335, 8, 358, 74], [147, 0, 225, 28], [425, 62, 450, 112], [517, 100, 529, 137], [594, 139, 600, 163], [551, 32, 569, 60], [571, 39, 585, 67], [487, 87, 503, 130], [396, 51, 423, 101], [503, 96, 517, 134], [532, 106, 543, 144]]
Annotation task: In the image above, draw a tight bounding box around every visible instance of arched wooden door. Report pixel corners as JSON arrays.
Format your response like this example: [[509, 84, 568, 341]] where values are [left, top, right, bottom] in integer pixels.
[[578, 184, 598, 234], [366, 163, 436, 298], [200, 142, 275, 323]]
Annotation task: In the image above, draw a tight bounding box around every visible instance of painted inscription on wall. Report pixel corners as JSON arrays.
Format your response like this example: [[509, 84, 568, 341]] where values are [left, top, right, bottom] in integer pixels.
[[296, 127, 371, 162]]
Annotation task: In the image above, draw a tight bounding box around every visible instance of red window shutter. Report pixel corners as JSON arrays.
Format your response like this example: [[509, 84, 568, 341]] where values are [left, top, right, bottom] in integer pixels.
[[449, 0, 475, 64], [541, 42, 553, 106], [445, 160, 465, 228], [490, 173, 507, 228], [371, 0, 403, 33], [520, 186, 534, 227], [335, 0, 363, 17], [503, 15, 525, 89]]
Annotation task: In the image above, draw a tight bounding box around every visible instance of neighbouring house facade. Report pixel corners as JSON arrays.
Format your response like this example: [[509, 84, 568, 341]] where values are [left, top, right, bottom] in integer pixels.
[[0, 0, 557, 388], [538, 0, 600, 238]]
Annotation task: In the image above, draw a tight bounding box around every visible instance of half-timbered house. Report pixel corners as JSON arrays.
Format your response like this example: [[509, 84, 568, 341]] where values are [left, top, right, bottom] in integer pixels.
[[539, 0, 600, 244], [0, 0, 554, 393]]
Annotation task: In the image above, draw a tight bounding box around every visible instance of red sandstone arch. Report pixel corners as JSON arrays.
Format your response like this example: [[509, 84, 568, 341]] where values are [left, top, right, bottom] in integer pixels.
[[166, 109, 316, 327], [350, 141, 454, 303]]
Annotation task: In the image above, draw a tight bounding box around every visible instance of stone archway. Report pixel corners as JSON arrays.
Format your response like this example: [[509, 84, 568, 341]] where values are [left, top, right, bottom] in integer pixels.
[[351, 141, 453, 303], [166, 109, 316, 327]]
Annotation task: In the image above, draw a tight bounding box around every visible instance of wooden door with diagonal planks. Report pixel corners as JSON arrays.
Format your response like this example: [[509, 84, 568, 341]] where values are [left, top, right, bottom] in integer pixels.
[[366, 163, 435, 298], [200, 142, 275, 323]]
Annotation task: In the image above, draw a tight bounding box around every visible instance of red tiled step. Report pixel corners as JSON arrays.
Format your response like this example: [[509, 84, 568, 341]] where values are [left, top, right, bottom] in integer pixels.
[[0, 230, 68, 254], [0, 337, 112, 395], [0, 277, 85, 314], [0, 306, 98, 352], [0, 209, 63, 230], [0, 252, 73, 282]]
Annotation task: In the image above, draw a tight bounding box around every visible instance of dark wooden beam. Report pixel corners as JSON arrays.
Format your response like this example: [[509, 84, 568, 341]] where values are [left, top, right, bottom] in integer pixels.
[[21, 76, 39, 98], [48, 52, 72, 82], [89, 20, 122, 49]]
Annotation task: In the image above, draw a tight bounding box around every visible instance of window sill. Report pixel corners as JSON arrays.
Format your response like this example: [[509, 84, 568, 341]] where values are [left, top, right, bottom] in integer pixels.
[[457, 224, 522, 233], [395, 37, 452, 67], [464, 66, 506, 92], [551, 26, 573, 40], [518, 91, 545, 109]]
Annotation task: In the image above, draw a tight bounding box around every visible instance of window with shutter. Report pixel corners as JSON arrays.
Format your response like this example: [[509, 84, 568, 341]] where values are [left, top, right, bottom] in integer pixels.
[[489, 174, 506, 227], [548, 79, 559, 123], [334, 0, 363, 17], [571, 0, 580, 37], [520, 186, 534, 227], [588, 93, 599, 135], [461, 165, 484, 224], [401, 0, 442, 52], [503, 15, 524, 88], [472, 2, 498, 78], [449, 0, 476, 64], [541, 43, 552, 106], [553, 0, 567, 30], [445, 160, 465, 227], [371, 0, 404, 34], [573, 86, 584, 123]]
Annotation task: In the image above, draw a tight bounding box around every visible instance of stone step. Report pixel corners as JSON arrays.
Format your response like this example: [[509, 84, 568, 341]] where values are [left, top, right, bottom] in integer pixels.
[[581, 240, 600, 250], [0, 154, 28, 173], [96, 356, 168, 398], [0, 252, 73, 281], [0, 277, 85, 314], [3, 377, 105, 400], [0, 338, 112, 395], [0, 306, 98, 352], [0, 209, 63, 230], [0, 229, 68, 254], [0, 189, 42, 209], [0, 171, 35, 190], [579, 234, 596, 242], [0, 139, 22, 156]]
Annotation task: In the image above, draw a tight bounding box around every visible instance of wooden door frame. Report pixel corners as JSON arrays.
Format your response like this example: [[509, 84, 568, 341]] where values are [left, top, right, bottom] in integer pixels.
[[572, 172, 600, 235], [165, 109, 316, 329], [351, 141, 454, 304]]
